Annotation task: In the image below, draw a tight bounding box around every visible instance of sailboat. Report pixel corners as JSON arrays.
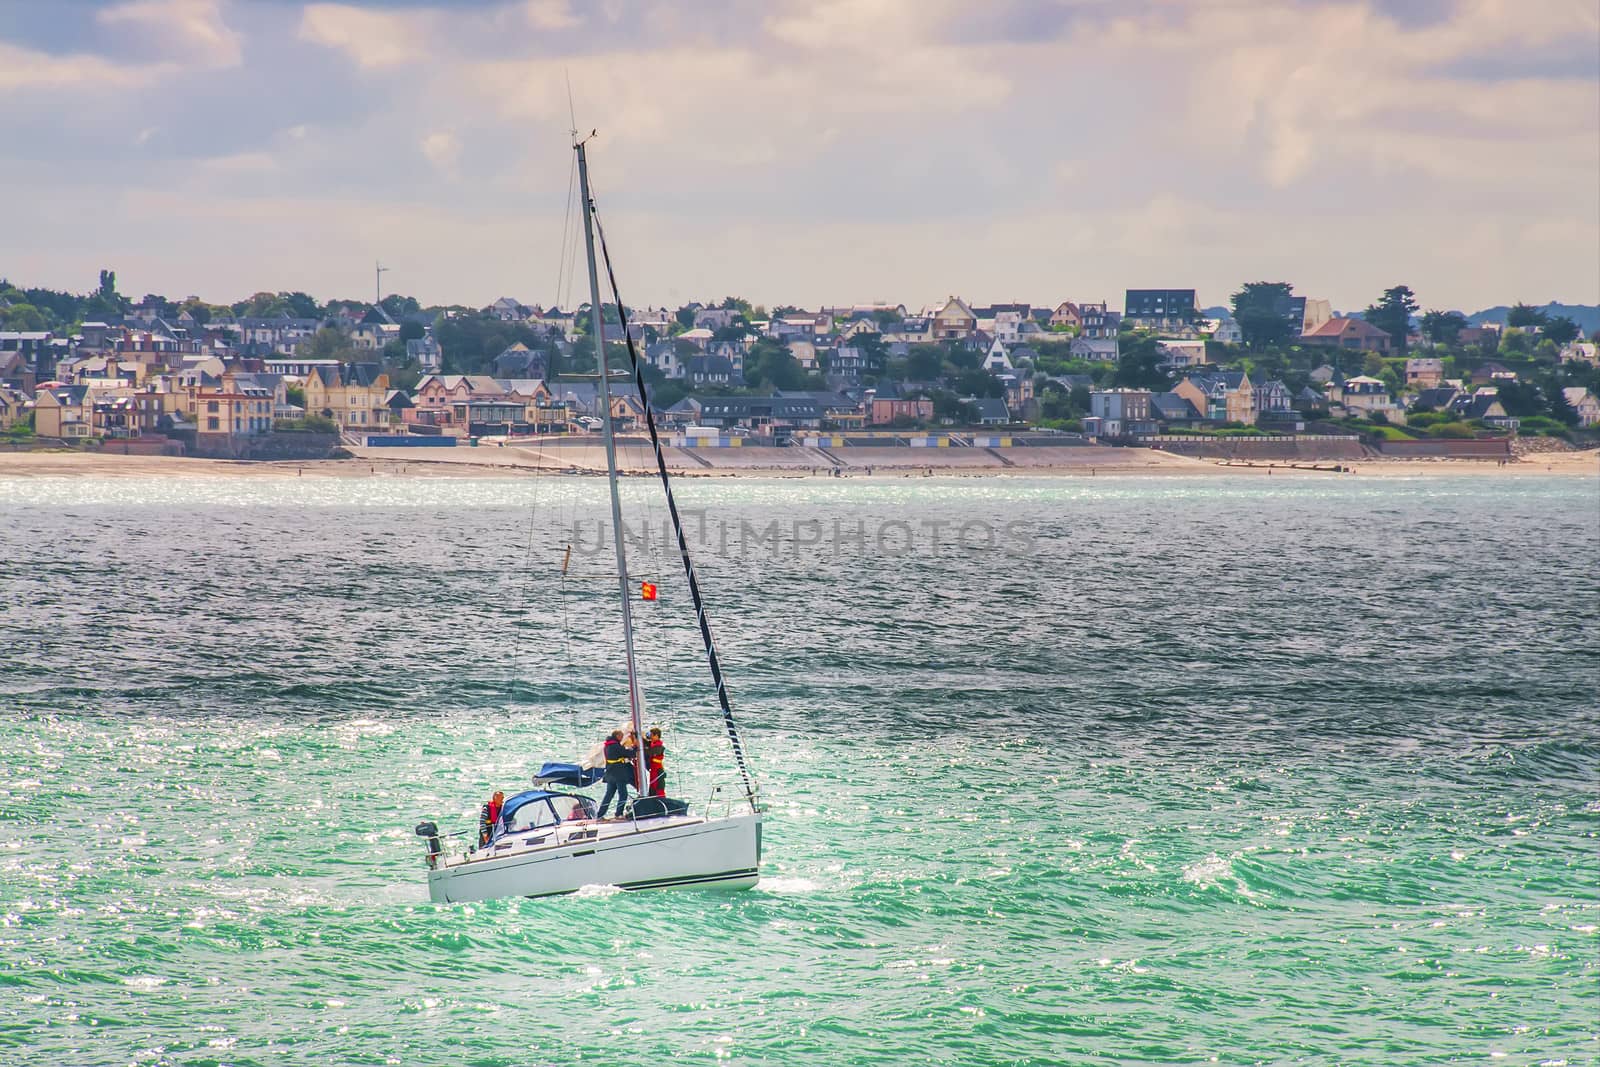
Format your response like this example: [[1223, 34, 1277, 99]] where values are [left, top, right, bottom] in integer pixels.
[[413, 135, 763, 902]]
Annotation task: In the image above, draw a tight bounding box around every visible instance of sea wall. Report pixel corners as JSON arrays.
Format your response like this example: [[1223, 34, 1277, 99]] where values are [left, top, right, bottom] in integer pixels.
[[189, 432, 341, 460], [1144, 437, 1369, 461], [1374, 438, 1512, 458]]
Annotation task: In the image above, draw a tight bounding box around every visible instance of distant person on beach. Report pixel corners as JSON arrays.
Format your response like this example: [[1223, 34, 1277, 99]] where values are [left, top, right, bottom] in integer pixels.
[[645, 727, 666, 798], [597, 729, 637, 818]]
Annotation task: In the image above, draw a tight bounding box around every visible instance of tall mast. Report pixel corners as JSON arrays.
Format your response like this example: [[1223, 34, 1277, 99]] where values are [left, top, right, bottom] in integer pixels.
[[576, 138, 647, 792]]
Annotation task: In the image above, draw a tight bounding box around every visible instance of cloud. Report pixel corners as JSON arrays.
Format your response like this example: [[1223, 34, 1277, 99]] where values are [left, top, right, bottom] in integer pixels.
[[420, 130, 462, 175], [0, 0, 1594, 312], [523, 0, 578, 30], [96, 0, 243, 67], [0, 41, 165, 90], [299, 3, 433, 69]]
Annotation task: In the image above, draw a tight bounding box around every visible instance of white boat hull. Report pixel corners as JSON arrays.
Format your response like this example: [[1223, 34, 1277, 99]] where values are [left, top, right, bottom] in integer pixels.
[[426, 812, 762, 903]]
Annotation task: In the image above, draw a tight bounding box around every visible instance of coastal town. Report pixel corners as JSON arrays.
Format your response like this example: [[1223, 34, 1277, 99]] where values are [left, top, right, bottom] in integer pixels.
[[2, 273, 1598, 468]]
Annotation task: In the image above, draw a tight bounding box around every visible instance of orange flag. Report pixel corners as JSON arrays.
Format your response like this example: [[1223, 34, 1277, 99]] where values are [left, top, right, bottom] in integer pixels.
[[640, 581, 657, 601]]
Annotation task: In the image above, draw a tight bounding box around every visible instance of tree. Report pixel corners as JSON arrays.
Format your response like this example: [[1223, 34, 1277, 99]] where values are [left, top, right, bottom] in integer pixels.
[[743, 338, 806, 390], [718, 295, 754, 317], [712, 322, 753, 343], [298, 326, 356, 361], [674, 306, 697, 329], [1544, 316, 1580, 346], [1506, 303, 1548, 329], [1420, 309, 1467, 346], [1549, 384, 1580, 426], [906, 345, 944, 382], [1, 303, 46, 331], [954, 369, 1002, 398], [179, 297, 214, 325], [1363, 285, 1419, 353], [1495, 380, 1546, 417], [399, 320, 425, 342], [98, 269, 117, 299], [1229, 281, 1295, 350], [1112, 335, 1172, 389]]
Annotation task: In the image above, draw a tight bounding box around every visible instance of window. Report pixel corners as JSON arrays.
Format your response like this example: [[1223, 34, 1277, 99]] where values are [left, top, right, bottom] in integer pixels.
[[506, 799, 558, 833], [207, 417, 219, 430], [207, 401, 219, 413]]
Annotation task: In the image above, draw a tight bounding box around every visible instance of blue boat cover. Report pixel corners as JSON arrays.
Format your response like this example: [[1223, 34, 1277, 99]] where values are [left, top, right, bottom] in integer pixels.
[[496, 789, 558, 834], [533, 761, 604, 787]]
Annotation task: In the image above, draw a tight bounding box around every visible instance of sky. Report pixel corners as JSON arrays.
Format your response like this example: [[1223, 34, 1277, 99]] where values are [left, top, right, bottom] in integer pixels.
[[1, 0, 1596, 314]]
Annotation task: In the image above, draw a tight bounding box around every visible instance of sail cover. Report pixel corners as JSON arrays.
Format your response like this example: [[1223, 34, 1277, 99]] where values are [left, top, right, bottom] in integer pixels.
[[532, 762, 604, 787]]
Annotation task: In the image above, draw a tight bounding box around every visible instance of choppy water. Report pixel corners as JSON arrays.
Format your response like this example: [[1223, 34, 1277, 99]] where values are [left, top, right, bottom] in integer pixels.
[[2, 472, 1597, 1066]]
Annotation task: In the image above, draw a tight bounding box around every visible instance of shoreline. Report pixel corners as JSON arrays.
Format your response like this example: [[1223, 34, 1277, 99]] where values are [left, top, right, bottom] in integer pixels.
[[0, 446, 1595, 480]]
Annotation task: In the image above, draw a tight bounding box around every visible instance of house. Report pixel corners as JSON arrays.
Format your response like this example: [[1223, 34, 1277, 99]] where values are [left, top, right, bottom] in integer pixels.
[[966, 396, 1010, 425], [868, 396, 933, 426], [837, 318, 880, 344], [1405, 357, 1444, 387], [1333, 375, 1405, 422], [1413, 386, 1462, 412], [1050, 302, 1082, 329], [690, 395, 824, 433], [1562, 387, 1600, 427], [488, 297, 534, 322], [692, 307, 742, 331], [1069, 337, 1118, 362], [1157, 339, 1208, 369], [677, 327, 714, 350], [302, 364, 392, 431], [193, 371, 276, 440], [493, 342, 546, 379], [982, 340, 1014, 373], [827, 346, 867, 386], [881, 317, 930, 344], [1151, 391, 1203, 426], [1253, 378, 1293, 414], [685, 355, 737, 388], [1470, 361, 1518, 385], [1299, 298, 1333, 334], [1452, 391, 1517, 429], [1558, 341, 1598, 366], [237, 315, 321, 354], [32, 384, 92, 438], [1295, 385, 1328, 412], [774, 389, 861, 428], [644, 341, 683, 379], [1077, 302, 1120, 339], [1301, 316, 1394, 354], [1206, 319, 1243, 344], [995, 371, 1035, 419], [1174, 371, 1256, 424], [406, 336, 443, 373], [1123, 289, 1197, 331], [930, 297, 978, 340], [1086, 389, 1156, 437], [0, 385, 27, 430]]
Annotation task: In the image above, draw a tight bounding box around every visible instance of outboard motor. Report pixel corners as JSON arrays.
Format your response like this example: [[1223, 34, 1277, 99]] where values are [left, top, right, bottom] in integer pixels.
[[415, 821, 442, 868]]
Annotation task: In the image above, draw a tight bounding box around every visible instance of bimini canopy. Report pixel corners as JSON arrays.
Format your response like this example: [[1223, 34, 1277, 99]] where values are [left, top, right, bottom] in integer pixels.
[[497, 790, 559, 834]]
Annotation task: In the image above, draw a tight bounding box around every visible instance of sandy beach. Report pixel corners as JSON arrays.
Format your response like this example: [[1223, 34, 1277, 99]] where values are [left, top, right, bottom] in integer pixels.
[[0, 445, 1595, 480]]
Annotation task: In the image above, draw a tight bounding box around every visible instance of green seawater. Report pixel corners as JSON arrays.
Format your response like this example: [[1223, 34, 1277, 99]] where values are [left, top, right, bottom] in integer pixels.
[[1, 473, 1597, 1066]]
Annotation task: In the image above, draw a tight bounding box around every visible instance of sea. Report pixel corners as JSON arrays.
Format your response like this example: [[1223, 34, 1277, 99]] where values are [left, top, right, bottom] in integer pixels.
[[1, 472, 1596, 1066]]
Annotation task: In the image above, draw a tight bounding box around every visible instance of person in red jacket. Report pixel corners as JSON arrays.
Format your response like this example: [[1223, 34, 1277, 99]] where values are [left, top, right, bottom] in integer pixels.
[[644, 727, 666, 798]]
